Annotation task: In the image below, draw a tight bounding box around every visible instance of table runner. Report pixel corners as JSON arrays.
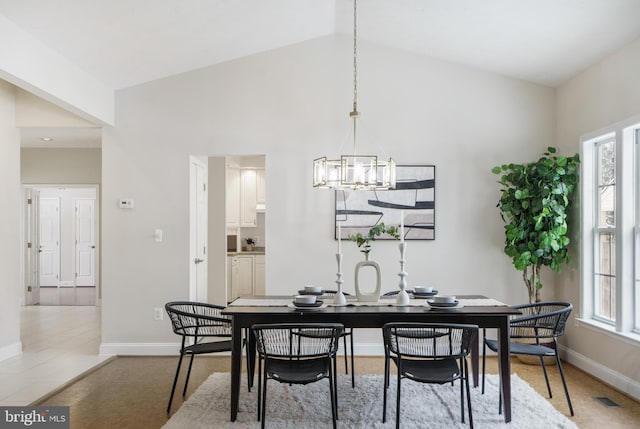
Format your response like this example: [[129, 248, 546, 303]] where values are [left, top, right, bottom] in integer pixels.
[[228, 297, 508, 307]]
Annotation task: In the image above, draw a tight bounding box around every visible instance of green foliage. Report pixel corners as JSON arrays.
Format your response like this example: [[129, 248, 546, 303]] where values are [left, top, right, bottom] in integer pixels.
[[348, 222, 400, 254], [492, 147, 580, 302]]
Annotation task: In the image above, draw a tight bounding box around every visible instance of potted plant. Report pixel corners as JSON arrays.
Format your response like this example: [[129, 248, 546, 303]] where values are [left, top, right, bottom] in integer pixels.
[[348, 223, 400, 302], [492, 147, 580, 303], [244, 237, 256, 251]]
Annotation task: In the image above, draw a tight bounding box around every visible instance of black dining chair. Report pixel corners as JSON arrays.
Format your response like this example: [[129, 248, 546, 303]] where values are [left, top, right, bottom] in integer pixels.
[[481, 301, 574, 416], [382, 322, 478, 429], [319, 290, 355, 388], [164, 301, 249, 413], [252, 323, 344, 429]]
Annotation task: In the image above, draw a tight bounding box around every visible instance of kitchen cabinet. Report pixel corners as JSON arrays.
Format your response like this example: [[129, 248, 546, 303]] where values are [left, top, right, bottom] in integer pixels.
[[256, 169, 265, 206], [236, 255, 254, 295], [254, 254, 265, 294], [226, 166, 240, 228], [228, 254, 263, 299], [240, 169, 257, 227]]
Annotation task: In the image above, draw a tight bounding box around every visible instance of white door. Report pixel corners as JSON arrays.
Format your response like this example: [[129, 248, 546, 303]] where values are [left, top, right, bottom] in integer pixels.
[[190, 158, 208, 302], [39, 197, 60, 287], [75, 198, 96, 286], [25, 188, 41, 304]]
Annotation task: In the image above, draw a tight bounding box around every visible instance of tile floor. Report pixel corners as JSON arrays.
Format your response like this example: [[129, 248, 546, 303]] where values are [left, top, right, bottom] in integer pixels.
[[0, 305, 109, 406]]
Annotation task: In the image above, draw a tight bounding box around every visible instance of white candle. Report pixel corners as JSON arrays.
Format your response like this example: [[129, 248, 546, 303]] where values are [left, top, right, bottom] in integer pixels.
[[400, 210, 405, 243], [337, 223, 342, 254]]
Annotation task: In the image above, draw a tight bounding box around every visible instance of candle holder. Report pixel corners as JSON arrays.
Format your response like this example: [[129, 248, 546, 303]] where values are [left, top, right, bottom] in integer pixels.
[[334, 253, 347, 305], [397, 242, 409, 305]]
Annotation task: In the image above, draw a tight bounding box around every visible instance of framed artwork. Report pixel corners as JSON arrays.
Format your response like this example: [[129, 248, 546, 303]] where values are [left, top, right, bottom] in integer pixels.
[[335, 164, 435, 240]]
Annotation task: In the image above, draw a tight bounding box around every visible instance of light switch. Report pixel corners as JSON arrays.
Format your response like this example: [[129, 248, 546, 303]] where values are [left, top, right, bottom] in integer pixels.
[[154, 229, 163, 242]]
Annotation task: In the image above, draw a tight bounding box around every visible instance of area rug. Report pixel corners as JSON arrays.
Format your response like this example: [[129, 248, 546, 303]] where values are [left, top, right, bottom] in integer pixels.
[[162, 373, 578, 429]]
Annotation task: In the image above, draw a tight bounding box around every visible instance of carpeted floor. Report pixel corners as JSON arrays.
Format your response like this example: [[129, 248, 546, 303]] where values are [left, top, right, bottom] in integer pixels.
[[163, 373, 577, 429], [35, 356, 640, 429]]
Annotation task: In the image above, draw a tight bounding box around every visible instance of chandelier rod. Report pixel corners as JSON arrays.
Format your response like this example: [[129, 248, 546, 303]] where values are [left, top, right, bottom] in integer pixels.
[[350, 0, 359, 156]]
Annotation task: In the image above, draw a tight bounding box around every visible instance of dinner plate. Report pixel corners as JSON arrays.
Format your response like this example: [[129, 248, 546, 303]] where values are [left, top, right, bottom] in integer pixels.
[[297, 289, 324, 296], [427, 299, 461, 308], [288, 303, 327, 311], [291, 300, 323, 308], [412, 290, 438, 298]]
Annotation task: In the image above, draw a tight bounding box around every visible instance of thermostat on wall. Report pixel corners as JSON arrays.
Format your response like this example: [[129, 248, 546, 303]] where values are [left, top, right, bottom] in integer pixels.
[[119, 199, 134, 209]]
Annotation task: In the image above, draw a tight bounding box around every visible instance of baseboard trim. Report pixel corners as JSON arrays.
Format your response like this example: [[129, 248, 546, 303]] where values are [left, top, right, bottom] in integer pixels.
[[559, 344, 640, 402], [0, 341, 22, 363], [99, 342, 181, 356]]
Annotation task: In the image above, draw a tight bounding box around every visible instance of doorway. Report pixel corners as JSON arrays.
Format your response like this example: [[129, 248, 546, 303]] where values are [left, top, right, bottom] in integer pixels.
[[23, 185, 99, 306]]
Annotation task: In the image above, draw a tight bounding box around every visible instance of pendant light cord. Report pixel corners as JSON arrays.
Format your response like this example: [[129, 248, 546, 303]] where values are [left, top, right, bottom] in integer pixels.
[[351, 0, 359, 156]]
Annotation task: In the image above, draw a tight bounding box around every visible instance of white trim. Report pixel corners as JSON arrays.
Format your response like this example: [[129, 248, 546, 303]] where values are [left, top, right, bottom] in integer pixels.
[[560, 344, 640, 402], [350, 342, 385, 356], [576, 317, 640, 346], [0, 341, 22, 363], [99, 342, 180, 356]]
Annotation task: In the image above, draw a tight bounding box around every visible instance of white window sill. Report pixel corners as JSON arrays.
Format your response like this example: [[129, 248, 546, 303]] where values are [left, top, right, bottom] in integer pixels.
[[576, 318, 640, 347]]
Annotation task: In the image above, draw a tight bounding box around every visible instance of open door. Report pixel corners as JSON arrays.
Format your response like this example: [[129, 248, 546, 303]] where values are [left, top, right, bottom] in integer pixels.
[[190, 157, 208, 302], [24, 188, 41, 304]]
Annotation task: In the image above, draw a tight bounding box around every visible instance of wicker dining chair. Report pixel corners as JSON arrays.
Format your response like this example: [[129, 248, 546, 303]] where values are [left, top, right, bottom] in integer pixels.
[[252, 323, 344, 429], [383, 322, 478, 429], [312, 290, 356, 388], [165, 301, 248, 413], [481, 301, 574, 416]]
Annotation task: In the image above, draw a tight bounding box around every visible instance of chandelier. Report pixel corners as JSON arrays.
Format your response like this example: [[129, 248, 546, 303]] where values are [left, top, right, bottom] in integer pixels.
[[312, 0, 396, 190]]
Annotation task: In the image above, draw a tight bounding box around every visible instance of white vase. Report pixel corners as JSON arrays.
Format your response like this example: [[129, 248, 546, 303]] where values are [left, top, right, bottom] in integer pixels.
[[355, 253, 381, 302]]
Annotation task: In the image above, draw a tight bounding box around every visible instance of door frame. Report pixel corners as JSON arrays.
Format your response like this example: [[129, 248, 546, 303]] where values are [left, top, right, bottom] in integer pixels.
[[21, 184, 100, 306]]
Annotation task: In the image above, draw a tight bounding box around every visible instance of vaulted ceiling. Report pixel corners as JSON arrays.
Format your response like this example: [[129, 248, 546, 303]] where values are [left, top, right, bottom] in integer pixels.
[[3, 0, 640, 146]]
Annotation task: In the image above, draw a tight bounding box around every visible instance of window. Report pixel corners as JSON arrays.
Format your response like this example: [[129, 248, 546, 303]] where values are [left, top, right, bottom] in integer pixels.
[[581, 117, 640, 337], [594, 138, 616, 323]]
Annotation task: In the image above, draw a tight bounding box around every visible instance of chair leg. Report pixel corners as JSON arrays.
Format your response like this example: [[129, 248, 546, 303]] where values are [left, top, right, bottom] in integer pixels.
[[555, 354, 575, 416], [343, 334, 348, 374], [383, 354, 389, 423], [464, 358, 474, 429], [333, 355, 339, 421], [481, 329, 487, 394], [182, 354, 196, 397], [261, 370, 267, 429], [460, 358, 465, 423], [350, 331, 355, 388], [257, 357, 263, 421], [540, 356, 553, 398], [329, 366, 337, 429], [166, 352, 185, 413], [395, 366, 402, 429]]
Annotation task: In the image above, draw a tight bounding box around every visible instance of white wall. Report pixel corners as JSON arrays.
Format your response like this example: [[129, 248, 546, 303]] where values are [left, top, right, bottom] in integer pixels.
[[0, 80, 22, 361], [100, 35, 555, 354], [21, 148, 101, 184], [556, 37, 640, 393]]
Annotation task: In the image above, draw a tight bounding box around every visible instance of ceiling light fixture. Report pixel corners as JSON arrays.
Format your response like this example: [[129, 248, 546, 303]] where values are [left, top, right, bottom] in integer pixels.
[[40, 137, 54, 141], [313, 0, 395, 190]]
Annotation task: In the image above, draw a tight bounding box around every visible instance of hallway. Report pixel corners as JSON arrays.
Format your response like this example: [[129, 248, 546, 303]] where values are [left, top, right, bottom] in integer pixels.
[[0, 305, 109, 405]]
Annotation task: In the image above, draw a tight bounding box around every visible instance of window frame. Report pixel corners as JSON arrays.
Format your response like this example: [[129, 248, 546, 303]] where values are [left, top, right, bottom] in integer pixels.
[[580, 115, 640, 339]]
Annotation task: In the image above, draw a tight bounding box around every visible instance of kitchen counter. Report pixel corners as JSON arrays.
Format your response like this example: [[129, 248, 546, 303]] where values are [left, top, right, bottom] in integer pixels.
[[227, 249, 265, 256]]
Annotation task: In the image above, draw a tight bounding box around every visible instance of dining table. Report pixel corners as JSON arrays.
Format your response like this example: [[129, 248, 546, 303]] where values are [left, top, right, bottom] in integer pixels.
[[222, 294, 521, 423]]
